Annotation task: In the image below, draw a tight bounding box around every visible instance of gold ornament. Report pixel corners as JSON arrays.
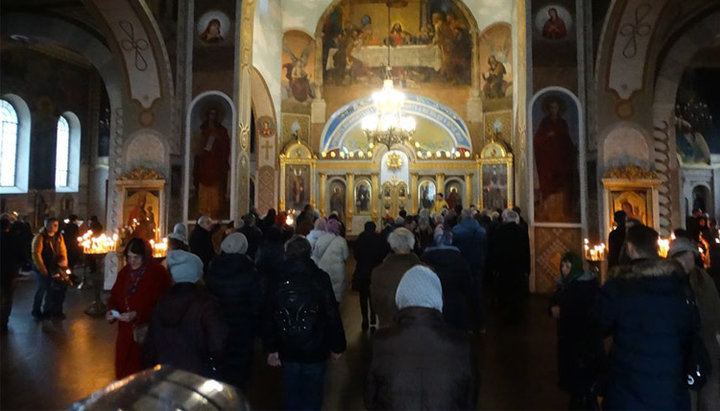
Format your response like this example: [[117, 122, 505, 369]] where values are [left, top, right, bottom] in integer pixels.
[[386, 152, 403, 170]]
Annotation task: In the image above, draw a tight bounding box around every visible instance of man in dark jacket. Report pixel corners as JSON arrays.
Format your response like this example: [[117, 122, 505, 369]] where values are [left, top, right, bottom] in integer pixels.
[[206, 233, 262, 388], [263, 235, 346, 411], [452, 208, 487, 328], [607, 210, 626, 268], [421, 231, 474, 331], [489, 209, 530, 325], [239, 213, 263, 260], [353, 221, 387, 331], [371, 228, 422, 329], [62, 214, 81, 269], [189, 215, 216, 274], [597, 225, 694, 410], [31, 218, 68, 320], [143, 249, 228, 379], [1, 216, 20, 331], [365, 265, 476, 410]]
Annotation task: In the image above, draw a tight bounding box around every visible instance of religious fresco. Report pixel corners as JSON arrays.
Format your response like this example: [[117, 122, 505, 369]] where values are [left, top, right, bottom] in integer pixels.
[[285, 164, 311, 210], [320, 0, 473, 116], [482, 163, 509, 210], [192, 2, 236, 96], [675, 65, 720, 163], [282, 30, 316, 115], [328, 180, 347, 221], [188, 94, 232, 221], [196, 10, 232, 46], [445, 180, 463, 210], [479, 23, 513, 112], [418, 180, 436, 211], [531, 1, 577, 93], [355, 179, 372, 214], [611, 190, 648, 225], [282, 113, 310, 147], [532, 91, 580, 223], [123, 189, 160, 241]]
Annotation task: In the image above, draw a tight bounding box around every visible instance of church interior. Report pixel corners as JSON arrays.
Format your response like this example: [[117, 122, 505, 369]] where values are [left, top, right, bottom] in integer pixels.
[[2, 0, 720, 409]]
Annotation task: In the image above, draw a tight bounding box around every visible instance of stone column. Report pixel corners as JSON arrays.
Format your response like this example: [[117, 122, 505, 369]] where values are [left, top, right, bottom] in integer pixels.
[[371, 173, 379, 221], [318, 173, 327, 217], [345, 173, 354, 233]]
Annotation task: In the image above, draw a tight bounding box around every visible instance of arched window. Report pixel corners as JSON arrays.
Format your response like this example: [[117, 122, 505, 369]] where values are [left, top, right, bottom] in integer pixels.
[[0, 99, 19, 187], [55, 116, 70, 188], [55, 112, 81, 192]]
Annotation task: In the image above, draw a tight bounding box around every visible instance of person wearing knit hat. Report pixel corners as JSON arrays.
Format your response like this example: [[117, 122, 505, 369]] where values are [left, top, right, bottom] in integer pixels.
[[220, 232, 248, 255], [668, 236, 699, 260], [366, 265, 476, 410], [144, 248, 227, 379], [395, 265, 443, 312], [168, 223, 188, 244], [166, 249, 203, 284]]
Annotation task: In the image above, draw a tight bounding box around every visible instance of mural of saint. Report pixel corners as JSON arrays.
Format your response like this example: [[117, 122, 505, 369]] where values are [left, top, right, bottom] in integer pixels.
[[483, 169, 507, 211], [200, 18, 224, 43], [542, 8, 567, 40], [283, 40, 315, 103], [193, 108, 230, 219], [446, 185, 462, 211], [356, 182, 370, 212], [533, 95, 579, 222], [419, 181, 436, 210], [330, 183, 345, 220], [482, 55, 508, 99], [286, 165, 310, 210], [125, 190, 158, 240]]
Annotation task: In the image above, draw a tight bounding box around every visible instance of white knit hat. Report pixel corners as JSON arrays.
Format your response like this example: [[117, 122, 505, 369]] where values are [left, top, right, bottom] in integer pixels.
[[166, 250, 203, 283], [168, 222, 188, 245], [395, 265, 443, 312], [221, 232, 248, 255]]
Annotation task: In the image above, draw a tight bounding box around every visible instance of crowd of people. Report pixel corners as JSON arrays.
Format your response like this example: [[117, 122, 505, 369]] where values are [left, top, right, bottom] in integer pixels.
[[3, 200, 720, 409]]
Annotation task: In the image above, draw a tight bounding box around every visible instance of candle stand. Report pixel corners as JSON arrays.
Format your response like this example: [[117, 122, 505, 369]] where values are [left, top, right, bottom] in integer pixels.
[[83, 252, 108, 317]]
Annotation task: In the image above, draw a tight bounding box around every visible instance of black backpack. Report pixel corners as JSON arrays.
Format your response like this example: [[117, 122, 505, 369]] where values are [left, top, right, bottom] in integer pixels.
[[273, 275, 320, 346]]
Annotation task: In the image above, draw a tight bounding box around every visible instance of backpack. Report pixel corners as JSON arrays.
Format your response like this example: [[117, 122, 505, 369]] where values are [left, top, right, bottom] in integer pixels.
[[273, 275, 320, 346]]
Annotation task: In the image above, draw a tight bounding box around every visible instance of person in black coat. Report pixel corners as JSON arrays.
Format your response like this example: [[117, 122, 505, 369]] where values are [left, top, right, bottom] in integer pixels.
[[549, 252, 604, 409], [607, 210, 626, 269], [239, 213, 263, 260], [488, 210, 530, 324], [596, 225, 695, 410], [1, 216, 20, 331], [421, 231, 474, 331], [255, 226, 285, 292], [62, 215, 81, 269], [263, 235, 346, 411], [189, 215, 216, 274], [143, 250, 227, 379], [205, 233, 262, 389], [352, 221, 387, 330]]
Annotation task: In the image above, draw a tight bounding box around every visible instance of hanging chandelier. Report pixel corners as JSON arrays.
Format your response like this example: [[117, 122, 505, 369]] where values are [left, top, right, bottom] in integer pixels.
[[360, 2, 416, 149]]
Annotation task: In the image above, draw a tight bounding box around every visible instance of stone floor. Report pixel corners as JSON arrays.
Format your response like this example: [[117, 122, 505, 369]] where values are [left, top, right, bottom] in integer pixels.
[[1, 264, 566, 410]]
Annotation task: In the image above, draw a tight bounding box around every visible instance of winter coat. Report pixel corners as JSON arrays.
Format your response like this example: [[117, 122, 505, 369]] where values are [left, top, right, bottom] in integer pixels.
[[108, 261, 172, 379], [452, 217, 487, 273], [370, 253, 422, 329], [607, 226, 625, 269], [352, 230, 387, 291], [189, 226, 216, 272], [239, 225, 263, 260], [421, 246, 474, 331], [143, 282, 228, 379], [365, 307, 476, 410], [597, 258, 694, 410], [31, 228, 67, 276], [206, 253, 263, 386], [1, 227, 20, 286], [689, 267, 720, 410], [489, 222, 530, 299], [549, 271, 605, 394], [62, 223, 81, 268], [262, 256, 346, 363], [312, 233, 349, 302], [306, 229, 326, 248]]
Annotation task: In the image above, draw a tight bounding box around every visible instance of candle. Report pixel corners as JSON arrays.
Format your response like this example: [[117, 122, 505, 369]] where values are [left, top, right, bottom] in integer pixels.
[[78, 230, 119, 254], [149, 237, 168, 258], [583, 238, 606, 261], [657, 237, 670, 258]]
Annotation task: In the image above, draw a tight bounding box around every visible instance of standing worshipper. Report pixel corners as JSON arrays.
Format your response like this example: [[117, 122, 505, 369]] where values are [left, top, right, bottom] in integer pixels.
[[106, 238, 172, 379], [489, 209, 530, 324], [31, 218, 68, 320], [239, 213, 263, 260], [189, 215, 216, 274], [143, 249, 227, 379], [365, 265, 476, 410], [371, 228, 422, 329], [206, 233, 263, 388], [452, 208, 487, 329], [255, 226, 285, 288], [306, 217, 327, 248], [597, 225, 695, 409], [669, 237, 720, 410], [167, 222, 189, 251], [1, 216, 20, 331], [548, 252, 604, 409], [62, 214, 81, 270], [352, 221, 387, 331], [421, 231, 474, 331], [263, 236, 346, 411], [312, 219, 349, 303], [607, 210, 626, 269]]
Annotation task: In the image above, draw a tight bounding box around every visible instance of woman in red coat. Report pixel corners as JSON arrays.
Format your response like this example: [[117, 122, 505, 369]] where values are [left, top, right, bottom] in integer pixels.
[[106, 238, 172, 379]]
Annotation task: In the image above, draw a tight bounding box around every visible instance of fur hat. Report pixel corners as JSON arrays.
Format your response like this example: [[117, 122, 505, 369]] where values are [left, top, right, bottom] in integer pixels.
[[221, 232, 248, 255], [166, 250, 203, 284], [168, 223, 188, 245], [669, 237, 699, 258], [395, 265, 443, 312]]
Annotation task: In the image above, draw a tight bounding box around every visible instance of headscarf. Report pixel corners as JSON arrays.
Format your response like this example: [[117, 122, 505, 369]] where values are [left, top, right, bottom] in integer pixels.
[[560, 252, 584, 284], [313, 217, 327, 232], [221, 232, 248, 255], [326, 219, 342, 236], [395, 265, 443, 312]]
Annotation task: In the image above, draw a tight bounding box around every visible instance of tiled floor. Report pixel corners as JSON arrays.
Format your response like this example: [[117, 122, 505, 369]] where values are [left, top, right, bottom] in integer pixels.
[[1, 264, 566, 410]]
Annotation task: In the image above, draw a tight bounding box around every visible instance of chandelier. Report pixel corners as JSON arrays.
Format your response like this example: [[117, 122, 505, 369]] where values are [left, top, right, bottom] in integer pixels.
[[360, 2, 416, 149]]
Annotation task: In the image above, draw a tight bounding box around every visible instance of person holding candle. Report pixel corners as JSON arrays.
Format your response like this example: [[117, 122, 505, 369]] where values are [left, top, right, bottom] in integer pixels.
[[106, 238, 172, 379]]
